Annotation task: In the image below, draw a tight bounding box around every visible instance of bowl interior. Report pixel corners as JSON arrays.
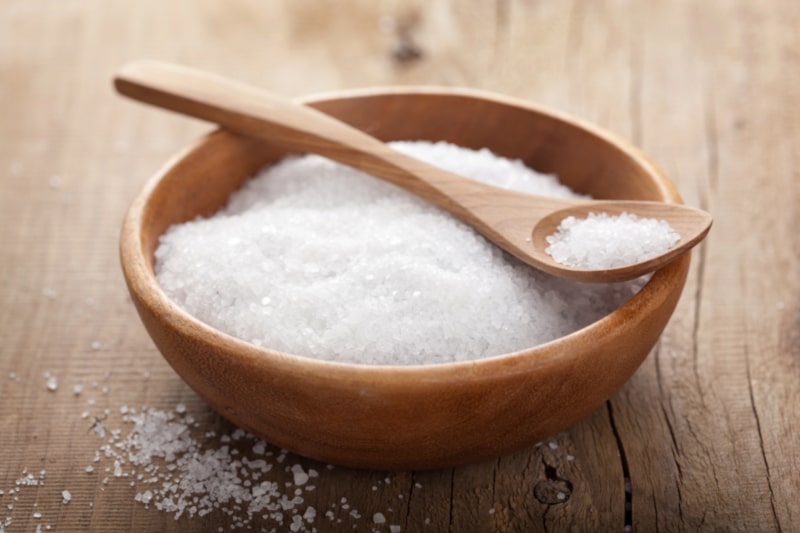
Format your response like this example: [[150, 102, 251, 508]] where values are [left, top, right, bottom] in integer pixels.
[[124, 88, 688, 469]]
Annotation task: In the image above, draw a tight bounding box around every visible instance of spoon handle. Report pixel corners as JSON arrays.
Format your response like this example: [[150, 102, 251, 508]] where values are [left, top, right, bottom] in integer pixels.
[[114, 61, 514, 220], [115, 61, 713, 283]]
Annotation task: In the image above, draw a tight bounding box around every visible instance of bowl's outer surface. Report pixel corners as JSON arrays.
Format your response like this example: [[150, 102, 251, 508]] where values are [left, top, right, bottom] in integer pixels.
[[120, 88, 690, 470]]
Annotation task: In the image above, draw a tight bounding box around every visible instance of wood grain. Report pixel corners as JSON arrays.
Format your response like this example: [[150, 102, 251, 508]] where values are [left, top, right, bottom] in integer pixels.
[[0, 0, 797, 531]]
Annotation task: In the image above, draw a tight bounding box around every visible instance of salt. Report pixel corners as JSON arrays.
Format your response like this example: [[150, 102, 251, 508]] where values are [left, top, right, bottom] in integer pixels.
[[155, 142, 646, 365], [41, 288, 57, 300], [545, 212, 680, 270]]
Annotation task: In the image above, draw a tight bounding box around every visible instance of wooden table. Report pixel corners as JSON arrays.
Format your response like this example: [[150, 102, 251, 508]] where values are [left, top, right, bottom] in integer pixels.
[[1, 1, 798, 531]]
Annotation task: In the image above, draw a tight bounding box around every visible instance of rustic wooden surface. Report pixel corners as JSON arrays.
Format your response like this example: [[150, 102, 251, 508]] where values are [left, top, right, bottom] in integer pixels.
[[0, 0, 797, 531]]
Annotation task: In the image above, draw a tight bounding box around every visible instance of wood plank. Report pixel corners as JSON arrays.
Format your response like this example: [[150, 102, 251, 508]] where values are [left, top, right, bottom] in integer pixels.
[[608, 0, 800, 531]]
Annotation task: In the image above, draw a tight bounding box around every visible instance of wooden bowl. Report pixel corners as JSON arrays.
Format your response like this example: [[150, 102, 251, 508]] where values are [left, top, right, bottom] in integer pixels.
[[120, 87, 689, 470]]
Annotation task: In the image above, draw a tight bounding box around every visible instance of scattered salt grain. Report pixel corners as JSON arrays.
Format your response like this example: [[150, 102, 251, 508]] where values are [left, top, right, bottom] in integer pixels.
[[61, 490, 71, 504], [373, 512, 387, 524], [90, 341, 101, 351], [9, 162, 23, 175], [8, 373, 15, 380], [45, 377, 57, 392], [390, 525, 402, 533], [155, 141, 646, 365], [73, 384, 83, 396], [545, 212, 680, 270], [114, 139, 129, 154], [567, 454, 575, 461], [548, 441, 558, 450], [42, 288, 57, 300], [291, 464, 310, 486]]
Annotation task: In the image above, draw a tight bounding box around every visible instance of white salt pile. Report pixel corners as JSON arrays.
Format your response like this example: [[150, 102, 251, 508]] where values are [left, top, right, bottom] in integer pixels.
[[545, 212, 680, 270], [156, 141, 645, 365]]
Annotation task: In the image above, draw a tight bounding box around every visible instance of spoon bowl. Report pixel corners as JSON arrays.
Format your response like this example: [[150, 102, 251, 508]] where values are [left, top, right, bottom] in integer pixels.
[[115, 61, 711, 282], [531, 200, 711, 282], [119, 84, 692, 469]]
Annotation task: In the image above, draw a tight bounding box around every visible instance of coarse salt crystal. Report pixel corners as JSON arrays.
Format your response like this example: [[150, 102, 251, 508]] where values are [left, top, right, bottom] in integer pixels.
[[42, 288, 57, 300], [291, 464, 309, 486]]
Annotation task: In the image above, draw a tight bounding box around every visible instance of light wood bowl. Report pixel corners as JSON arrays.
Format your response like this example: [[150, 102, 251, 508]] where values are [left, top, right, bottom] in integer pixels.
[[120, 87, 690, 470]]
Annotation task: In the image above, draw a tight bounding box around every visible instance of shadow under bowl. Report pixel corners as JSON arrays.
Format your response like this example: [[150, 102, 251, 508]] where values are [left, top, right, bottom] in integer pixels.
[[120, 87, 689, 470]]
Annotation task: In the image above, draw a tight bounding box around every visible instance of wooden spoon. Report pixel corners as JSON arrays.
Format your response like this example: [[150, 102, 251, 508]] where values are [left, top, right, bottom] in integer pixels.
[[114, 60, 712, 283]]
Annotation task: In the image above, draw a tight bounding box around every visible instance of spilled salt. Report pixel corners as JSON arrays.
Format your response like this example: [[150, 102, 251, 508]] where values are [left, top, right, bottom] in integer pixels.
[[155, 141, 647, 365]]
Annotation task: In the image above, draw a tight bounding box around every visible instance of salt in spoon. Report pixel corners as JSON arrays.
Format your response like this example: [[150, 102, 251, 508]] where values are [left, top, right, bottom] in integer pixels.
[[114, 61, 712, 283]]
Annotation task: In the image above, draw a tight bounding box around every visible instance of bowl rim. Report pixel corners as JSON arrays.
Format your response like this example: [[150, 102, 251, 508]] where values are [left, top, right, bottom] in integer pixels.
[[120, 85, 688, 384]]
